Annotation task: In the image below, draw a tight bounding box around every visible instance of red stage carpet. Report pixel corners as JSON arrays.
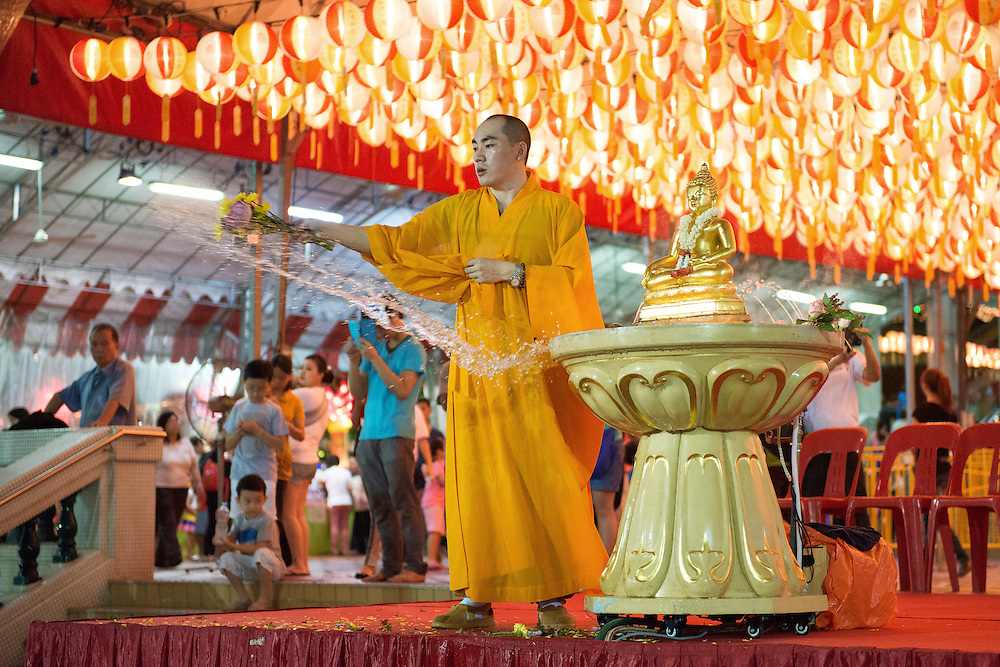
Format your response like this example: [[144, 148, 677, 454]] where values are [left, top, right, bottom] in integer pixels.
[[25, 593, 1000, 666]]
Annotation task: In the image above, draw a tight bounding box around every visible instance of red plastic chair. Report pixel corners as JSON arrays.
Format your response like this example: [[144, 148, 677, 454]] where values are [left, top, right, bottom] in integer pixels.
[[924, 423, 1000, 593], [845, 422, 962, 593], [776, 428, 867, 523]]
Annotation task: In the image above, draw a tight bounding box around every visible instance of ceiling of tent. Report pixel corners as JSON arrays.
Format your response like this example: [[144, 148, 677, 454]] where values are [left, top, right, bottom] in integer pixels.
[[0, 110, 923, 350]]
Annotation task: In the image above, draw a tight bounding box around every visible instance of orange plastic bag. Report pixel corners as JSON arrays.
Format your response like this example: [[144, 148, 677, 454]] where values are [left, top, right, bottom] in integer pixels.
[[804, 524, 898, 630]]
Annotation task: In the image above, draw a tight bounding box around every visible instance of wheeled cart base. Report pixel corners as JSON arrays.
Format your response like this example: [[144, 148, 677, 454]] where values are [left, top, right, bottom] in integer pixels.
[[589, 594, 828, 641]]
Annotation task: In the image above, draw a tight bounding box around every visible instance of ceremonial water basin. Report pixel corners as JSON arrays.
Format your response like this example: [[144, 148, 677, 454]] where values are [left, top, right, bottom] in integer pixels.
[[550, 323, 841, 617]]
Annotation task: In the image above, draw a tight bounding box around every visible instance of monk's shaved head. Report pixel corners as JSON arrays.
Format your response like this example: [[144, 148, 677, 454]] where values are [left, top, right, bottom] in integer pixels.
[[483, 114, 531, 163]]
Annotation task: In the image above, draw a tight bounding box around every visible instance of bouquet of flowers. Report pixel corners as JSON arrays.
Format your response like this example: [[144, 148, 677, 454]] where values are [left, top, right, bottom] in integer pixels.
[[797, 293, 868, 335], [216, 192, 336, 250]]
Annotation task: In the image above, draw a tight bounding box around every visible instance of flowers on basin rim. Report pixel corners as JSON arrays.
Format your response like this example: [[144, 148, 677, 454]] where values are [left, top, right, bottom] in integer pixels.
[[216, 192, 336, 250], [798, 293, 868, 336]]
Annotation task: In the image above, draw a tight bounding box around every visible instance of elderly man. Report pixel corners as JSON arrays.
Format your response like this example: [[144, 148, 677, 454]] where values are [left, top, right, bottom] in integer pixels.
[[306, 114, 607, 631], [45, 323, 136, 427]]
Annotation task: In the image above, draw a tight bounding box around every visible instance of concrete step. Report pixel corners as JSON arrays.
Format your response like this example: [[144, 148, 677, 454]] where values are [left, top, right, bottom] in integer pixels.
[[105, 578, 455, 613], [67, 607, 205, 620]]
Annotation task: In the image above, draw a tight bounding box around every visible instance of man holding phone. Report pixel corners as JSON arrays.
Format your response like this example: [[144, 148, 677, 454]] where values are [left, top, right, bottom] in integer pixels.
[[347, 306, 428, 583]]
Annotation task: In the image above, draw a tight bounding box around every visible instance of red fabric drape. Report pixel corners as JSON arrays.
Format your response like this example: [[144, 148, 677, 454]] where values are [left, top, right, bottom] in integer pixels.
[[24, 600, 1000, 667], [1, 280, 48, 347], [119, 291, 167, 359], [170, 298, 220, 364], [55, 283, 110, 357], [317, 322, 349, 365], [283, 313, 313, 349]]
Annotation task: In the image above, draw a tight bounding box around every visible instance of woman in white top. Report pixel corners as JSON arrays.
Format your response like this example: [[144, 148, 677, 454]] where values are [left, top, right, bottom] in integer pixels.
[[283, 354, 331, 575], [154, 411, 206, 568]]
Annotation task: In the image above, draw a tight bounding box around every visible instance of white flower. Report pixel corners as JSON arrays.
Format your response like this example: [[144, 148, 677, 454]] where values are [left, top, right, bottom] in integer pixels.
[[837, 318, 851, 331]]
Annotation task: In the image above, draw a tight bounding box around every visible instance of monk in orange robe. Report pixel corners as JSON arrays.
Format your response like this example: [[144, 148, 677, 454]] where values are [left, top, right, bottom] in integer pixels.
[[312, 115, 607, 631]]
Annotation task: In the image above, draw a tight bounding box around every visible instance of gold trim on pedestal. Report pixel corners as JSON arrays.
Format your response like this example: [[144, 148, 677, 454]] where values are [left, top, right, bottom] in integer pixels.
[[636, 298, 751, 323]]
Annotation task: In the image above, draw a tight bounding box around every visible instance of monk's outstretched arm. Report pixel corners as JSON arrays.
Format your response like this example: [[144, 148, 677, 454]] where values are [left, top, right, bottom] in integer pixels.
[[309, 221, 371, 256]]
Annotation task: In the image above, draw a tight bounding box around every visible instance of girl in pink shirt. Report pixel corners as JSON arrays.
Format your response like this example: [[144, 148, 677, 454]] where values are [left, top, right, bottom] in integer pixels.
[[422, 439, 446, 570]]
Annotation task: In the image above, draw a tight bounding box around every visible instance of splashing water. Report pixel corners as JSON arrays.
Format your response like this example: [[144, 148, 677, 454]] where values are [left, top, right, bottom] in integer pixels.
[[151, 201, 551, 378], [736, 279, 811, 324]]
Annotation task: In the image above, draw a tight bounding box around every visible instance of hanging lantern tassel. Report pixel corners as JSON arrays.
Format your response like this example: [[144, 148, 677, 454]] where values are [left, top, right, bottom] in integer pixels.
[[88, 92, 98, 126], [194, 103, 204, 140], [417, 165, 424, 190], [407, 153, 415, 181], [309, 129, 316, 161], [253, 116, 261, 146], [956, 268, 966, 289], [636, 206, 643, 232], [834, 263, 842, 286], [122, 91, 131, 126], [773, 229, 783, 260], [806, 227, 817, 279], [893, 263, 902, 285], [738, 225, 749, 258], [983, 282, 990, 303], [288, 112, 297, 141], [353, 137, 360, 166], [214, 102, 222, 150], [233, 103, 242, 137], [268, 122, 278, 161], [648, 209, 657, 241], [947, 276, 957, 298], [390, 139, 400, 169], [925, 265, 935, 288], [161, 95, 170, 142], [316, 135, 323, 170], [326, 113, 334, 140]]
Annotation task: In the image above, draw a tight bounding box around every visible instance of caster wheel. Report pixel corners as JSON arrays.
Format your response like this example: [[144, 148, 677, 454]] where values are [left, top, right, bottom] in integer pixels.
[[596, 617, 634, 641], [663, 615, 685, 639], [746, 622, 763, 639], [793, 621, 811, 636], [664, 624, 680, 638]]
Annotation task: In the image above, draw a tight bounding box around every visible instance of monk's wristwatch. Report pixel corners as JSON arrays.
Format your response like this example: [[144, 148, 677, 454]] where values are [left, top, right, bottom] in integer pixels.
[[510, 262, 526, 288]]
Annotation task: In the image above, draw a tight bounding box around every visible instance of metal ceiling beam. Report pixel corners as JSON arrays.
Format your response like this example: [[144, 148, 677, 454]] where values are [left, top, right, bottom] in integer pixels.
[[77, 150, 206, 265]]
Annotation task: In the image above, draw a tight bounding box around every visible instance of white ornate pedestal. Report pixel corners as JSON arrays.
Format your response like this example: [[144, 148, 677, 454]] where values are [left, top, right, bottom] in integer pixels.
[[550, 324, 841, 634]]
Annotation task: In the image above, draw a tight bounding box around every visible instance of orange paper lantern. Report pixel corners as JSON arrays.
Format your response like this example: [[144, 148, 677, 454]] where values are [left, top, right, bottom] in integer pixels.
[[196, 31, 236, 75], [70, 38, 111, 82], [279, 15, 324, 61]]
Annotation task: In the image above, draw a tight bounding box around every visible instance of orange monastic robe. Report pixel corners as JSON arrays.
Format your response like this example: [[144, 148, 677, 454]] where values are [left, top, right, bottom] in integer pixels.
[[366, 174, 607, 602]]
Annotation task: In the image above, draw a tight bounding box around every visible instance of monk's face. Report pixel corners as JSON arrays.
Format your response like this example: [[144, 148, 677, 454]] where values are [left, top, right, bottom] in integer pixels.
[[472, 117, 526, 188]]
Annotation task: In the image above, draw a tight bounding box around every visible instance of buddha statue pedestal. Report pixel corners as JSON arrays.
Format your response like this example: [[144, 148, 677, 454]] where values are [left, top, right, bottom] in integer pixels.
[[551, 164, 834, 641]]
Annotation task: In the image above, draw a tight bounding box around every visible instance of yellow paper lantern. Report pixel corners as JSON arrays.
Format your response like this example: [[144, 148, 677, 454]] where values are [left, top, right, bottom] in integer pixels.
[[234, 21, 279, 65], [107, 36, 144, 81]]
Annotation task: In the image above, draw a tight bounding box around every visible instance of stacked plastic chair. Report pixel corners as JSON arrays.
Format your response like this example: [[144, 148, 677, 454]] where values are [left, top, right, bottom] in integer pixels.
[[924, 423, 1000, 593]]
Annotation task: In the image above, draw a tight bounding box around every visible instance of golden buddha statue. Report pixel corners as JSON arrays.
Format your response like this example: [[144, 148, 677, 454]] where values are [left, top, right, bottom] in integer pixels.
[[636, 163, 749, 323]]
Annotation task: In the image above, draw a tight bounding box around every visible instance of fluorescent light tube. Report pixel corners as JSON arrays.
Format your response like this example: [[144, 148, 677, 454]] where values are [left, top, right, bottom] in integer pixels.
[[776, 289, 817, 304], [148, 181, 224, 201], [288, 205, 344, 224], [850, 302, 888, 315], [0, 154, 43, 171], [621, 262, 646, 275]]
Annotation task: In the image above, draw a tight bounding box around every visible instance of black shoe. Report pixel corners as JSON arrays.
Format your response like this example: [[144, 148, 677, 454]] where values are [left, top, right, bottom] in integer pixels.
[[957, 557, 971, 577]]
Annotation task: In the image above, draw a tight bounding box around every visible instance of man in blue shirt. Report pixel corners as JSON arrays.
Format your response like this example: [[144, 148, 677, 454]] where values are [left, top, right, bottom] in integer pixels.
[[348, 306, 427, 583], [44, 323, 136, 427]]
